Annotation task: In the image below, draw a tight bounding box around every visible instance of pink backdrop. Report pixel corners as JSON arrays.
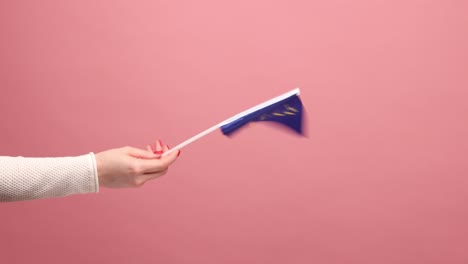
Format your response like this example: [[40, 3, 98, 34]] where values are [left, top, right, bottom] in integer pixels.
[[1, 1, 467, 263]]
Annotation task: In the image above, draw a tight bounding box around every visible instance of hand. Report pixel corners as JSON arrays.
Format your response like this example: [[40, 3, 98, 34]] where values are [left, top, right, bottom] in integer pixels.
[[95, 142, 180, 188]]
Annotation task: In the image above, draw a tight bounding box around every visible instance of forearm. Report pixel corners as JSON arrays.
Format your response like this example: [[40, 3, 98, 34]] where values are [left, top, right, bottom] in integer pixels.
[[0, 153, 99, 202]]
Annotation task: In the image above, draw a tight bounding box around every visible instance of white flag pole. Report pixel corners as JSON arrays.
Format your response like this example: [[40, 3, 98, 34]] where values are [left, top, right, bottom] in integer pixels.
[[161, 88, 300, 157]]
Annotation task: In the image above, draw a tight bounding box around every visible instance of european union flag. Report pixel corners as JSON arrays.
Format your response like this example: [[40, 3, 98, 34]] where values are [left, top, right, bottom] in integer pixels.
[[160, 88, 305, 157], [220, 92, 303, 136]]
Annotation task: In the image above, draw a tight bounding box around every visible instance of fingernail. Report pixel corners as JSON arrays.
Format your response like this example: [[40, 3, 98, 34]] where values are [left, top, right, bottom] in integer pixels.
[[177, 150, 181, 157], [153, 150, 163, 154]]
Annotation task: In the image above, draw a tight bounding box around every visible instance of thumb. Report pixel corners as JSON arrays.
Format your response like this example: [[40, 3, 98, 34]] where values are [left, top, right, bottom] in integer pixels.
[[126, 147, 159, 159]]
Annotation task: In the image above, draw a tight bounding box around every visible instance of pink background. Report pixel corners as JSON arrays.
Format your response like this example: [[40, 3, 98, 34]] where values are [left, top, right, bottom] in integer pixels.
[[1, 1, 467, 263]]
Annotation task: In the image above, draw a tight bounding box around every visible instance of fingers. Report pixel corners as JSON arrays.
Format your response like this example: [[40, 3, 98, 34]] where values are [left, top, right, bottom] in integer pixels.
[[147, 140, 170, 157], [134, 144, 175, 186], [146, 144, 153, 153], [153, 139, 163, 155], [127, 146, 158, 159], [157, 147, 180, 168], [138, 148, 180, 174], [127, 139, 179, 176]]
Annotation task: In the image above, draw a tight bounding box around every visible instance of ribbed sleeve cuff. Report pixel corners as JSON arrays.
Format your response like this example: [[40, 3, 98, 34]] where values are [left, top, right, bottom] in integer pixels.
[[88, 152, 99, 193]]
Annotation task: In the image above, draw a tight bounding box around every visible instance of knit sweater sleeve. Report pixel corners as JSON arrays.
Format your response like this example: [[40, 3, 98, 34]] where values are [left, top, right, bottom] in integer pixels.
[[0, 153, 99, 202]]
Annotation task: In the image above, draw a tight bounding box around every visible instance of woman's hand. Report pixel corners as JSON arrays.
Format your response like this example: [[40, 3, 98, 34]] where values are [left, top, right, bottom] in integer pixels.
[[95, 140, 179, 188]]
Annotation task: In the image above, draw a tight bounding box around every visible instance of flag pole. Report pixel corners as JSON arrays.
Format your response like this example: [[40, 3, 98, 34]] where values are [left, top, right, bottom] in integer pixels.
[[161, 123, 221, 157], [161, 88, 300, 157]]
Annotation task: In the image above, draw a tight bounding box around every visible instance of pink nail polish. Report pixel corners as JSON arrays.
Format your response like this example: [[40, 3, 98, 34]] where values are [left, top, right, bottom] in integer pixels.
[[177, 150, 181, 157]]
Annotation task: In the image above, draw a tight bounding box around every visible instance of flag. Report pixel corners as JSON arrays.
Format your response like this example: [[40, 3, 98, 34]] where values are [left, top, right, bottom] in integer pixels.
[[161, 88, 304, 157], [220, 92, 303, 136]]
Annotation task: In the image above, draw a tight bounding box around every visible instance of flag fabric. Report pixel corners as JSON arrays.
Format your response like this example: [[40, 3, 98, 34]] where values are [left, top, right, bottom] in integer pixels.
[[220, 93, 303, 136]]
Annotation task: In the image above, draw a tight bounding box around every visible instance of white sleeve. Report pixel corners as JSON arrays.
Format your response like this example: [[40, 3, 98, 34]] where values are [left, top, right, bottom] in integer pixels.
[[0, 153, 99, 202]]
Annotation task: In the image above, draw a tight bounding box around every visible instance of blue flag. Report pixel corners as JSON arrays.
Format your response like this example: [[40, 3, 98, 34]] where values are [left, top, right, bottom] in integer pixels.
[[161, 88, 304, 157], [220, 93, 303, 136]]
